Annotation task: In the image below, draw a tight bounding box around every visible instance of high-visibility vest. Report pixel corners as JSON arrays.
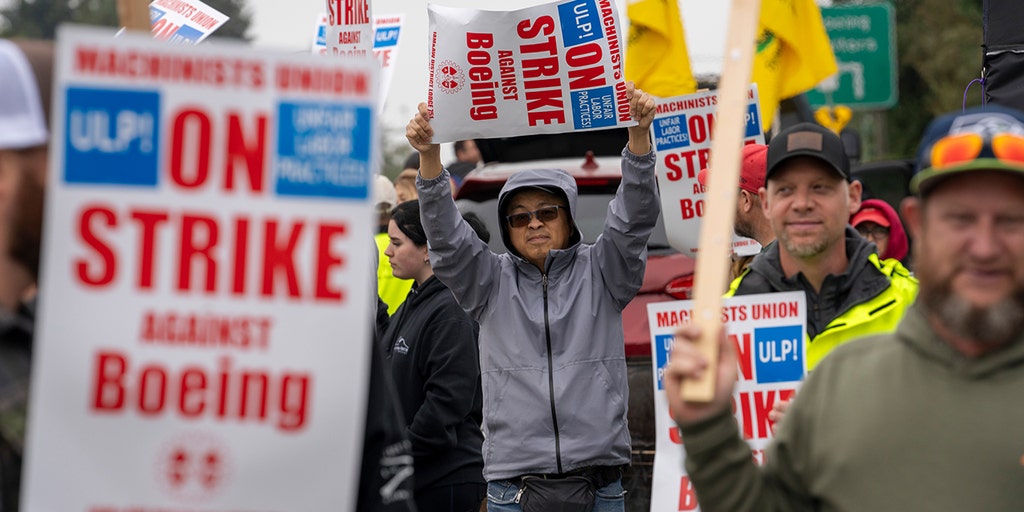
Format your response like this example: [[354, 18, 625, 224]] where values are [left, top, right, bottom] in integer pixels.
[[726, 254, 918, 369]]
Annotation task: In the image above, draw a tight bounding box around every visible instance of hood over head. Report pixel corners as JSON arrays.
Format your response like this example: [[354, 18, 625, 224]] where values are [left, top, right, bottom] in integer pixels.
[[854, 199, 908, 262], [496, 168, 582, 258]]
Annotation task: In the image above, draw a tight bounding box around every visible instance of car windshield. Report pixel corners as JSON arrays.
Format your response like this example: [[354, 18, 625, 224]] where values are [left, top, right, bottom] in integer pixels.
[[456, 193, 672, 254]]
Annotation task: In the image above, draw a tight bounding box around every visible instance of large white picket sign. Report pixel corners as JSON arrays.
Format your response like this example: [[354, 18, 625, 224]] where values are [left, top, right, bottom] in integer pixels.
[[652, 87, 765, 257], [427, 0, 634, 142], [22, 25, 377, 512], [648, 292, 806, 511]]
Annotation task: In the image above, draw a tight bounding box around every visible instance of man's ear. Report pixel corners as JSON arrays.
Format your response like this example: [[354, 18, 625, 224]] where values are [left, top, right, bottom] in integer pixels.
[[738, 190, 751, 213], [901, 196, 922, 239], [758, 186, 769, 216], [847, 179, 863, 216]]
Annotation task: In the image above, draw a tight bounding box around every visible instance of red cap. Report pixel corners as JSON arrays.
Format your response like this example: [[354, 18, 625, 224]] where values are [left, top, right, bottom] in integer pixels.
[[697, 144, 768, 194], [851, 208, 890, 228]]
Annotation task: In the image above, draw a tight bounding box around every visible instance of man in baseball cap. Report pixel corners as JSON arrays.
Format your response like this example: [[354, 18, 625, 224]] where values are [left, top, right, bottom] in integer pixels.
[[661, 105, 1024, 512], [725, 122, 917, 370], [697, 143, 774, 280], [697, 143, 774, 248]]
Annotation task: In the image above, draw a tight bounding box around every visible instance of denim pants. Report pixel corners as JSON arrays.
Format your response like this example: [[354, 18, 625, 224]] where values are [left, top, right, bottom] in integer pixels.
[[486, 477, 625, 511]]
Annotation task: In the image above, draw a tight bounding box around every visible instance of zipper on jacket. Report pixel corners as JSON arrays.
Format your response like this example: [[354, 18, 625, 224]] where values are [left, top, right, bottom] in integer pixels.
[[542, 273, 563, 473]]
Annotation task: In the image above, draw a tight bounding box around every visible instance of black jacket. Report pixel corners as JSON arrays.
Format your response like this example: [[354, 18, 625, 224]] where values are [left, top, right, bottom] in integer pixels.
[[358, 330, 417, 512], [380, 276, 484, 491], [732, 228, 895, 338], [0, 300, 33, 512]]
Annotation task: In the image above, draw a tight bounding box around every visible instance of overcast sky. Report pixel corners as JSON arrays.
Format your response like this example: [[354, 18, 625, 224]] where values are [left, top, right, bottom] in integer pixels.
[[245, 0, 731, 146]]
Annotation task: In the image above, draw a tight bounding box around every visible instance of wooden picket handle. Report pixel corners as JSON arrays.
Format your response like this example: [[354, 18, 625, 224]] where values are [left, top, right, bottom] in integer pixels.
[[118, 0, 151, 32], [682, 0, 762, 402]]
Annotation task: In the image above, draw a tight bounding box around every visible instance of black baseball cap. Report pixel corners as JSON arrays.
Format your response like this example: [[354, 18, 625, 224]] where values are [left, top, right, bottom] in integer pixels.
[[766, 122, 850, 181]]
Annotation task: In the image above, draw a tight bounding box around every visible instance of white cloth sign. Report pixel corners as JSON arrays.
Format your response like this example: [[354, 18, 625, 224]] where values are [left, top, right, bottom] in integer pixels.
[[427, 0, 633, 142], [648, 292, 807, 511], [652, 87, 765, 257], [22, 25, 378, 512]]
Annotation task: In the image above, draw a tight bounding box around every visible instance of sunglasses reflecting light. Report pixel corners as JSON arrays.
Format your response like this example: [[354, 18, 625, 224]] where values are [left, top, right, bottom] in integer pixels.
[[506, 205, 566, 228], [929, 132, 1024, 170]]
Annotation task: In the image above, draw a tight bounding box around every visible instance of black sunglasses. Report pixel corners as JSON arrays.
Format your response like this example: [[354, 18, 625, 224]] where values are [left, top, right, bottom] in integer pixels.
[[506, 205, 567, 228]]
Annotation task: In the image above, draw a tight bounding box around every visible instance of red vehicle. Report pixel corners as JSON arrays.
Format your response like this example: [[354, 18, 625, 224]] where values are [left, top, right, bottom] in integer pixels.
[[454, 130, 694, 510]]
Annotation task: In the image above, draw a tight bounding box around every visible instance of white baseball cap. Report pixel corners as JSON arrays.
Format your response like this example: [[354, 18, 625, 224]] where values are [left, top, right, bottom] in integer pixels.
[[0, 39, 48, 150], [373, 174, 397, 211]]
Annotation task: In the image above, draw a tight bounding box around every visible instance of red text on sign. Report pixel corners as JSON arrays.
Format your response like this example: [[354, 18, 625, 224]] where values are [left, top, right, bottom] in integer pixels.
[[91, 349, 311, 433], [679, 476, 698, 510], [75, 205, 348, 302], [517, 16, 564, 127], [663, 149, 711, 182], [465, 32, 498, 121], [732, 388, 796, 440]]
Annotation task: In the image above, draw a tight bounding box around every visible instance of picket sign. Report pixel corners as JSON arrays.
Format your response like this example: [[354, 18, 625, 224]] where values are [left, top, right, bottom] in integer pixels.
[[651, 87, 765, 258], [648, 292, 807, 511], [426, 0, 633, 142], [21, 25, 377, 512], [326, 0, 373, 57], [683, 0, 763, 402]]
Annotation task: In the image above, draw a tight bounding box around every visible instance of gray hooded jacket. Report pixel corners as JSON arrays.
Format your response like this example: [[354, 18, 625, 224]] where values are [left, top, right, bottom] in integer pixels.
[[417, 147, 659, 481]]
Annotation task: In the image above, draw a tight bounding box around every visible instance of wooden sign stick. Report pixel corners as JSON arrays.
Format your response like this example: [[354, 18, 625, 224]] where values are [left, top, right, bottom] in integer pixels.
[[682, 0, 761, 402], [118, 0, 152, 32]]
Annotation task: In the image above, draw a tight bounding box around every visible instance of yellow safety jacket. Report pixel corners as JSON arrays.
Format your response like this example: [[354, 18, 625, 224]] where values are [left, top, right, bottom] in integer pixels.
[[727, 249, 918, 370]]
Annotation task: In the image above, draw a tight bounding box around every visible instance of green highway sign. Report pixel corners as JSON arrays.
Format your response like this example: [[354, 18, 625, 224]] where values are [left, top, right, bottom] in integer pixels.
[[806, 3, 897, 110]]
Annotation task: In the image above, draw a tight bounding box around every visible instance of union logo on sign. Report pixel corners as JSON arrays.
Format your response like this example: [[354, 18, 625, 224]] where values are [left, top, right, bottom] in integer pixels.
[[437, 60, 465, 94], [156, 431, 232, 502]]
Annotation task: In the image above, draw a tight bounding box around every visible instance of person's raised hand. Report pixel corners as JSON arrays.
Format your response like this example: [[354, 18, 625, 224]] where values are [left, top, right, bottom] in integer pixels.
[[662, 323, 738, 426], [626, 81, 656, 154], [769, 397, 792, 435], [406, 102, 439, 155], [405, 102, 443, 179]]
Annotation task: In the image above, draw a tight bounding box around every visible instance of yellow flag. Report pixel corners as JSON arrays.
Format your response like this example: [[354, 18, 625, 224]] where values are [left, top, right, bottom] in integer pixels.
[[753, 0, 837, 129], [625, 0, 697, 98]]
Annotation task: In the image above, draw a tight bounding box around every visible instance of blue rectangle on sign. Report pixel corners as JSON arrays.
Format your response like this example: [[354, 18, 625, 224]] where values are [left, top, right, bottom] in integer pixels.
[[64, 87, 160, 187], [753, 325, 804, 384], [276, 102, 371, 199], [149, 6, 165, 22], [316, 25, 327, 46], [374, 27, 400, 48], [653, 115, 690, 150], [170, 25, 204, 44], [570, 86, 616, 130], [745, 103, 761, 137], [654, 334, 674, 390], [558, 0, 603, 46]]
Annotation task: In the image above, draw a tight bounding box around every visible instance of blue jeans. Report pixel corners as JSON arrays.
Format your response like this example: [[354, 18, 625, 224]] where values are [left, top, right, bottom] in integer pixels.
[[486, 477, 625, 512]]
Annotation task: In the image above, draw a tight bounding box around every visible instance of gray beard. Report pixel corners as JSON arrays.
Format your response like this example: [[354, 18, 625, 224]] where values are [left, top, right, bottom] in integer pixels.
[[920, 284, 1024, 347]]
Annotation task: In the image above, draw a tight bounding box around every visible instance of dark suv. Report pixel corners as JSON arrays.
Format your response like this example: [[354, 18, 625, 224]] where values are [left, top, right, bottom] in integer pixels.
[[454, 129, 694, 510]]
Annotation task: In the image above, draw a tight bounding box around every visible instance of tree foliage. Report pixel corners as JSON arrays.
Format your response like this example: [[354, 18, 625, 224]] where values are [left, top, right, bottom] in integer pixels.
[[0, 0, 252, 41], [835, 0, 983, 159]]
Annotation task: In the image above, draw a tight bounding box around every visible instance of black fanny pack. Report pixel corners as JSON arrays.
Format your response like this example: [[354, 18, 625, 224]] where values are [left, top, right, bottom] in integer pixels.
[[514, 465, 622, 512]]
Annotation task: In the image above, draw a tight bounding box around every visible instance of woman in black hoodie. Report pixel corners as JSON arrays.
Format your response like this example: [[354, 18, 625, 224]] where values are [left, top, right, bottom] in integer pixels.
[[380, 200, 485, 512]]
